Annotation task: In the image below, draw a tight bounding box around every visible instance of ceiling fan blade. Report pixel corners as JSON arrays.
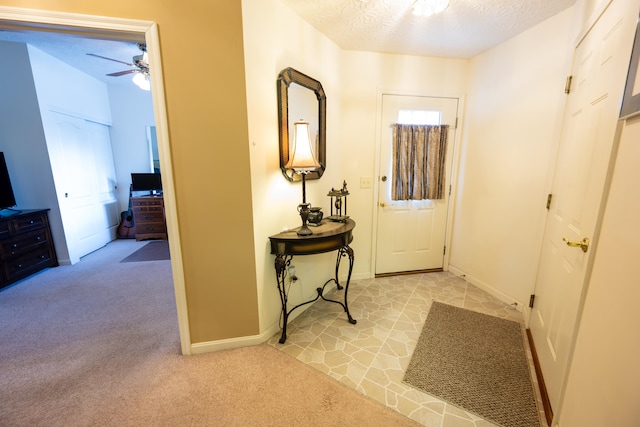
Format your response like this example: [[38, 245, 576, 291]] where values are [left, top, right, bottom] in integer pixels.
[[86, 53, 134, 67], [106, 70, 138, 77]]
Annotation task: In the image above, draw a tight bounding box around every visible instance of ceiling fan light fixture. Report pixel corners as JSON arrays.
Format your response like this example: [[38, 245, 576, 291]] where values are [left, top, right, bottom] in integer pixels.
[[412, 0, 450, 17], [132, 72, 151, 91]]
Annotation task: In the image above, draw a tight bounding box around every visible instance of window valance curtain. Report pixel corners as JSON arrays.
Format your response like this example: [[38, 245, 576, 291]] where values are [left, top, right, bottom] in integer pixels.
[[391, 124, 449, 201]]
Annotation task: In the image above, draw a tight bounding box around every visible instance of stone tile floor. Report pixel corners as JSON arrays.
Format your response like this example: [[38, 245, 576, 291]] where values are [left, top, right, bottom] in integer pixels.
[[268, 271, 546, 427]]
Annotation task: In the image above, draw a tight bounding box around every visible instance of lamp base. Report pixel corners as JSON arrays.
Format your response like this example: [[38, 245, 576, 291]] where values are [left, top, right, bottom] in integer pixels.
[[297, 202, 313, 236]]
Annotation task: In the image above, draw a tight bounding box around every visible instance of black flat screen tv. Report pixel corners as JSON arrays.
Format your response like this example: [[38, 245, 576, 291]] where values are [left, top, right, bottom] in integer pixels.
[[0, 152, 17, 210], [131, 172, 162, 193]]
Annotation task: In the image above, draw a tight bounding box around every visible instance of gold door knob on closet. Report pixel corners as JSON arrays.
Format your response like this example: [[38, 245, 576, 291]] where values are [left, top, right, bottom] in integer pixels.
[[379, 201, 388, 207], [562, 237, 589, 253]]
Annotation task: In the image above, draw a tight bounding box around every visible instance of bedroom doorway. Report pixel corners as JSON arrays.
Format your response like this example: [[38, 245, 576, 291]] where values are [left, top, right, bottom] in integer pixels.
[[0, 6, 188, 354]]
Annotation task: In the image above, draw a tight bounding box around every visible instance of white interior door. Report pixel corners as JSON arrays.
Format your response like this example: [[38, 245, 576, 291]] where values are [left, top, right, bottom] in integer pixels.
[[375, 95, 458, 274], [529, 0, 635, 415], [86, 120, 120, 239], [48, 112, 118, 261]]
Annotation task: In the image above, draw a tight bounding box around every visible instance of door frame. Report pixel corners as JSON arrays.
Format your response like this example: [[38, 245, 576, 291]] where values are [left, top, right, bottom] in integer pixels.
[[370, 89, 465, 277], [0, 6, 190, 355]]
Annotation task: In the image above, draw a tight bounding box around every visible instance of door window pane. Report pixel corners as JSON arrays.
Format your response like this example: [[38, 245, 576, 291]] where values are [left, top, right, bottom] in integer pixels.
[[398, 110, 441, 125]]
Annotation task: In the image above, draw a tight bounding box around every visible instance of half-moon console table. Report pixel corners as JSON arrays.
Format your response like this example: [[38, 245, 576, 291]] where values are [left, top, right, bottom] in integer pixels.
[[269, 218, 357, 344]]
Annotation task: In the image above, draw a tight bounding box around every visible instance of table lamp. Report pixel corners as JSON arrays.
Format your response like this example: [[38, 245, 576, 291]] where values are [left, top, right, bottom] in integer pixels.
[[285, 120, 320, 235]]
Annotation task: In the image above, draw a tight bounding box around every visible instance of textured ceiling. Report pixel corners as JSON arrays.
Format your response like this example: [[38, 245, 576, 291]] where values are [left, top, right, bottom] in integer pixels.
[[282, 0, 577, 58], [0, 27, 143, 86], [0, 0, 577, 85]]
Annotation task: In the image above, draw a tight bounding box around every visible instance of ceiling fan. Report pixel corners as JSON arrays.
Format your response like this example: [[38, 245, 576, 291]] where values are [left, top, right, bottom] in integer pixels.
[[86, 42, 150, 90]]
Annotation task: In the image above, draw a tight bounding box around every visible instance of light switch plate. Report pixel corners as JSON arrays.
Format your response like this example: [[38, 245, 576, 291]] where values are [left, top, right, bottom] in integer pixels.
[[360, 177, 372, 189]]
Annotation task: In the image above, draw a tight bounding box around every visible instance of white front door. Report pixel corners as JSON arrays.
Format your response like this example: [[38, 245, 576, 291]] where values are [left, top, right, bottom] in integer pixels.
[[375, 95, 458, 274], [529, 0, 636, 415]]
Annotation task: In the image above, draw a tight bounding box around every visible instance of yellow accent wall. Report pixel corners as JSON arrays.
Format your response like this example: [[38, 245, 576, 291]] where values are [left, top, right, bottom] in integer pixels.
[[0, 0, 260, 344]]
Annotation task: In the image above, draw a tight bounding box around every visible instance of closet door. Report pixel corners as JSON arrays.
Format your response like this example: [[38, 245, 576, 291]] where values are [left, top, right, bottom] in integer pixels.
[[86, 120, 119, 240], [47, 111, 118, 263]]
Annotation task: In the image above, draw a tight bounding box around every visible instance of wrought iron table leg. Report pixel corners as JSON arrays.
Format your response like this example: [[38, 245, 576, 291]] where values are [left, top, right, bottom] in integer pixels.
[[336, 245, 356, 324], [275, 245, 356, 344], [274, 254, 292, 344]]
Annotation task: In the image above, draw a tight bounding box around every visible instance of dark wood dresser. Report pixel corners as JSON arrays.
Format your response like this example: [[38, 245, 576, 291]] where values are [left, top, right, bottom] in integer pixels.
[[131, 196, 167, 241], [0, 209, 58, 290]]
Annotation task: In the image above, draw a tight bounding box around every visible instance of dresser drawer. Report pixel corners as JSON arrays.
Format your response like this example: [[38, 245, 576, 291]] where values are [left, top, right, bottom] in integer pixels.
[[132, 198, 164, 208], [13, 213, 47, 233], [136, 223, 166, 234], [2, 245, 56, 283], [0, 229, 50, 259], [133, 211, 164, 223], [133, 205, 163, 215], [0, 221, 9, 240]]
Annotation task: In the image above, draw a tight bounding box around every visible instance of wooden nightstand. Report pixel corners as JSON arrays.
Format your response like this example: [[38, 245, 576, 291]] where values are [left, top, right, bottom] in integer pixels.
[[131, 196, 167, 241]]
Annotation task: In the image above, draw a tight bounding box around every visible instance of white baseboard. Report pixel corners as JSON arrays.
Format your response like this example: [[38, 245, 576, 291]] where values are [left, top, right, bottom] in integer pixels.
[[447, 265, 528, 315], [189, 302, 317, 355], [351, 271, 371, 281], [190, 331, 272, 355]]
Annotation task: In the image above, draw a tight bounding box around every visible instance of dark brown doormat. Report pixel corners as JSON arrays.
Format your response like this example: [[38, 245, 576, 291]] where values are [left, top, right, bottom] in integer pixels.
[[120, 241, 170, 263], [403, 302, 540, 427]]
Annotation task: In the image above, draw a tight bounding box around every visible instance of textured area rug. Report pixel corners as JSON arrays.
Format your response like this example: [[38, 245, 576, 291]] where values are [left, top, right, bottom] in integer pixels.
[[120, 240, 170, 262], [403, 302, 540, 427]]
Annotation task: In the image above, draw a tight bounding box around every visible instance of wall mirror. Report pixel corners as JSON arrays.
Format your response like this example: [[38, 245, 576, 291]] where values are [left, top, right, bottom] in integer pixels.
[[277, 67, 326, 181], [146, 126, 160, 173]]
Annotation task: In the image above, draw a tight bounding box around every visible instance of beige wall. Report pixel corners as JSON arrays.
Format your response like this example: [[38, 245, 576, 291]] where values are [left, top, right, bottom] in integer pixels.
[[452, 2, 640, 424], [448, 8, 574, 309], [339, 51, 469, 278], [242, 0, 470, 336], [242, 0, 345, 335], [0, 0, 260, 344]]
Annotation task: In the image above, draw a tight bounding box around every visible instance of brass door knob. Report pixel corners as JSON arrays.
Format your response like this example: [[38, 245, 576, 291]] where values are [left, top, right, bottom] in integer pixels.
[[379, 201, 387, 207], [562, 237, 589, 253]]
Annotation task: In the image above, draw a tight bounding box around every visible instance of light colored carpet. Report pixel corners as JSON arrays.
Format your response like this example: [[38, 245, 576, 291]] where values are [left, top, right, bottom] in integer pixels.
[[0, 239, 417, 426], [403, 302, 540, 427]]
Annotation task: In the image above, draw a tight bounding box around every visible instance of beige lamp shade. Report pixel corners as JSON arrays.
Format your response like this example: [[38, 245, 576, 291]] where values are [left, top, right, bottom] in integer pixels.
[[284, 121, 320, 172]]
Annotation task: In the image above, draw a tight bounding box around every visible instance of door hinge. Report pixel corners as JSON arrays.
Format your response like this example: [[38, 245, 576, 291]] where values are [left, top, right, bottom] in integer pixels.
[[565, 75, 573, 94], [529, 294, 536, 308], [546, 193, 553, 210], [449, 185, 452, 196], [454, 117, 459, 129], [443, 245, 446, 255]]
